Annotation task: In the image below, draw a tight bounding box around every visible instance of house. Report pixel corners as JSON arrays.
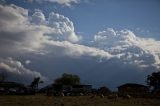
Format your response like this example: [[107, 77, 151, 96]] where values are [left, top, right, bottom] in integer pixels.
[[0, 81, 35, 95], [117, 83, 149, 97], [0, 81, 26, 95]]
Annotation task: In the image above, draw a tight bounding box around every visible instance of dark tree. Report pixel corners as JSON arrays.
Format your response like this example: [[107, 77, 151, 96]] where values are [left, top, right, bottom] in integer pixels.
[[30, 77, 43, 89], [146, 71, 160, 93], [54, 73, 80, 85], [0, 72, 7, 82], [98, 86, 111, 96]]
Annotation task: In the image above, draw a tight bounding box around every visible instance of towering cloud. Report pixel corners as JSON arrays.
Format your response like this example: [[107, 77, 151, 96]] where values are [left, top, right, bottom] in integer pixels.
[[93, 28, 160, 69], [0, 4, 81, 55]]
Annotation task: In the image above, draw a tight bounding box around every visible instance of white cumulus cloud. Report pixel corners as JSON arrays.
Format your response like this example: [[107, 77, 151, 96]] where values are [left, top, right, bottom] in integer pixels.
[[93, 28, 160, 69], [47, 12, 80, 42], [45, 0, 80, 6], [0, 4, 81, 55], [25, 60, 31, 65], [43, 40, 113, 58], [0, 4, 112, 59], [28, 0, 80, 6]]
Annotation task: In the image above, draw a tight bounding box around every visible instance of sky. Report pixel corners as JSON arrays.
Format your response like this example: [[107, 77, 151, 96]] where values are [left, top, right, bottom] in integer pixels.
[[0, 0, 160, 89]]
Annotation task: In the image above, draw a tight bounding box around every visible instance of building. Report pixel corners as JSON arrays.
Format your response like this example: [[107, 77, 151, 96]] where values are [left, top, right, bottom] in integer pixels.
[[0, 81, 35, 95], [0, 81, 26, 95], [117, 83, 149, 97]]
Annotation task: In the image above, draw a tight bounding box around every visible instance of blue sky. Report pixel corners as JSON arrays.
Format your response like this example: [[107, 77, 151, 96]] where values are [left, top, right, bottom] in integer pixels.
[[1, 0, 160, 89]]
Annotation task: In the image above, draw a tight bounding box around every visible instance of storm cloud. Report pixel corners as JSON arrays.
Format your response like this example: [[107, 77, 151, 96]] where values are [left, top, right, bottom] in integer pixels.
[[0, 57, 45, 84], [0, 3, 160, 88]]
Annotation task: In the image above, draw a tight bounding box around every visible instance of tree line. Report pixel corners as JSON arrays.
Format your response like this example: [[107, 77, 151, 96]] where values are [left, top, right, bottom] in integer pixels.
[[1, 71, 160, 93]]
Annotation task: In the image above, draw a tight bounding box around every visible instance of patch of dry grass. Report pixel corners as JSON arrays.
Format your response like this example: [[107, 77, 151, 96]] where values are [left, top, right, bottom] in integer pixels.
[[0, 94, 160, 106]]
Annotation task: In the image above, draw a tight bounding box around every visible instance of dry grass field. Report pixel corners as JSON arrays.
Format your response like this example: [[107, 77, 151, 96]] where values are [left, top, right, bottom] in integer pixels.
[[0, 94, 160, 106]]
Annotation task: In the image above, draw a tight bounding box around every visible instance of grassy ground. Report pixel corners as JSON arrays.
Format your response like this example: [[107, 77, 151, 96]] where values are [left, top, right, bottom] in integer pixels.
[[0, 94, 160, 106]]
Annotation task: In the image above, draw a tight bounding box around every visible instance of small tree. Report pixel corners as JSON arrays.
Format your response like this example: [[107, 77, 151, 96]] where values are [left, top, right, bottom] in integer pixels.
[[30, 77, 43, 89], [146, 71, 160, 93], [54, 73, 80, 85], [0, 72, 7, 82]]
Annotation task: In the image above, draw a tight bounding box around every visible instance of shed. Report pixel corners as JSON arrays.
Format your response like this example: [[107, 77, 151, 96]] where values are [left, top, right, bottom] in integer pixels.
[[117, 83, 149, 97]]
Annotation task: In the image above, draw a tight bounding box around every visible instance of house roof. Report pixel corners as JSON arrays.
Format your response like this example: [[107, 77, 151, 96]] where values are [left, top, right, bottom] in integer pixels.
[[117, 83, 148, 88]]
